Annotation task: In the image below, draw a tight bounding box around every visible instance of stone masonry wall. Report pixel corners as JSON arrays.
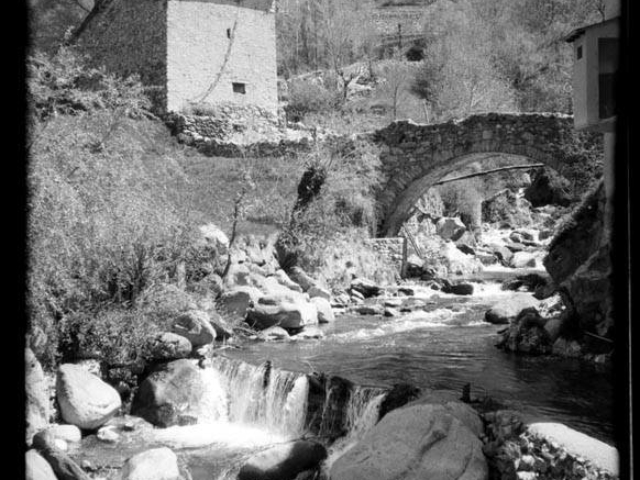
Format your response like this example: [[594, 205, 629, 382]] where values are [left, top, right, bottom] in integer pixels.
[[365, 237, 407, 277], [79, 0, 167, 110], [166, 0, 277, 114]]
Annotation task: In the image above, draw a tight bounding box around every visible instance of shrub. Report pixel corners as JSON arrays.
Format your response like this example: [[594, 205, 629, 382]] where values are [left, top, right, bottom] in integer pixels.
[[284, 78, 342, 121]]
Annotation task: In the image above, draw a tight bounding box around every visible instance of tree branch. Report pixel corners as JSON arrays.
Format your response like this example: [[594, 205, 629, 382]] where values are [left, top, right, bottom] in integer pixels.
[[434, 164, 545, 186]]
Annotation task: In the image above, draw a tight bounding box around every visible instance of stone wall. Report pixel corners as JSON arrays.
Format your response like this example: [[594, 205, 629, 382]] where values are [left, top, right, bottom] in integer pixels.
[[166, 0, 277, 114], [79, 0, 167, 110], [365, 237, 407, 277]]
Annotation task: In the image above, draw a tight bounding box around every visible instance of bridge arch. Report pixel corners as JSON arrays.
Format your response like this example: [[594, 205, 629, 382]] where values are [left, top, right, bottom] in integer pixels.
[[369, 113, 589, 236]]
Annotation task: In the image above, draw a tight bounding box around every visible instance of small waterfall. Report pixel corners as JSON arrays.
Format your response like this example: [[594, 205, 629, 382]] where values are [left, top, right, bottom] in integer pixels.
[[324, 386, 387, 468], [209, 355, 309, 439]]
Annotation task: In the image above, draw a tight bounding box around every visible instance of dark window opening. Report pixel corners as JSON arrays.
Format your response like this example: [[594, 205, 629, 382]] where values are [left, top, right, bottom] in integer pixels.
[[598, 38, 618, 119], [232, 82, 246, 94], [227, 28, 231, 39], [576, 46, 583, 59]]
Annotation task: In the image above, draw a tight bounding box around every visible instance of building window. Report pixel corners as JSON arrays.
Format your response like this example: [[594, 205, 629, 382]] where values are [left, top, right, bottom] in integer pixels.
[[576, 46, 583, 59], [598, 38, 618, 119], [232, 82, 246, 94]]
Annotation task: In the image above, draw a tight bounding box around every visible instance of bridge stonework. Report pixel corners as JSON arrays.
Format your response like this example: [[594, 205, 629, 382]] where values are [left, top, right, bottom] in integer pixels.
[[366, 113, 586, 237]]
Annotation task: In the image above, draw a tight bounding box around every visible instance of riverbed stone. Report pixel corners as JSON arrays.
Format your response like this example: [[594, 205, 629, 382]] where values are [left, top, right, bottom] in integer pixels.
[[350, 278, 381, 298], [485, 294, 540, 324], [148, 332, 192, 361], [218, 286, 262, 318], [259, 325, 290, 341], [172, 310, 216, 348], [56, 364, 121, 431], [131, 359, 206, 428], [311, 296, 334, 323], [308, 285, 331, 301], [26, 348, 50, 446], [121, 447, 181, 480], [510, 251, 538, 268], [32, 430, 91, 480], [288, 266, 317, 292], [294, 325, 325, 340], [274, 269, 303, 292], [26, 449, 57, 480], [209, 311, 234, 340], [44, 424, 82, 444], [442, 282, 474, 296], [330, 404, 488, 480], [238, 441, 327, 480], [436, 217, 466, 241], [353, 304, 385, 316], [246, 295, 319, 330]]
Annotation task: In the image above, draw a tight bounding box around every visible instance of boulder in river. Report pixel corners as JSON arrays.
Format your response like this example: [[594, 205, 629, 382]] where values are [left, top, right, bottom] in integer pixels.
[[308, 285, 331, 301], [311, 296, 335, 323], [350, 277, 382, 298], [246, 294, 319, 330], [496, 308, 553, 355], [26, 348, 50, 446], [288, 266, 317, 292], [131, 359, 206, 428], [330, 404, 488, 480], [121, 447, 181, 480], [259, 326, 290, 341], [485, 294, 540, 325], [510, 251, 537, 269], [209, 311, 234, 340], [238, 441, 327, 480], [274, 269, 303, 292], [56, 364, 121, 431], [442, 282, 474, 296]]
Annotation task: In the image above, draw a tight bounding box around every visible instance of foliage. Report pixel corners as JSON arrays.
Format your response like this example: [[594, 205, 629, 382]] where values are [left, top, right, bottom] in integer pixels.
[[284, 76, 342, 121]]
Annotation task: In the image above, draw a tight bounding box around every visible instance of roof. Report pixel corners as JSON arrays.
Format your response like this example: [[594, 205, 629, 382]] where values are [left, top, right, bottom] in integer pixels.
[[564, 17, 618, 42]]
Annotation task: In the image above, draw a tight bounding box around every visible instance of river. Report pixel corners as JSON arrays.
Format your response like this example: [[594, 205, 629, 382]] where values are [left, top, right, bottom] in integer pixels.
[[223, 281, 615, 445]]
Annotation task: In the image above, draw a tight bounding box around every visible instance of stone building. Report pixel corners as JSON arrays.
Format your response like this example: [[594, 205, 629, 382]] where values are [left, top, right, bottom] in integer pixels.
[[79, 0, 278, 115]]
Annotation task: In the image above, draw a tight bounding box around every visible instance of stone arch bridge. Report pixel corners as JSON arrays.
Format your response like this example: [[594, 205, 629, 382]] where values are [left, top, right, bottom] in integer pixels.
[[363, 112, 595, 237]]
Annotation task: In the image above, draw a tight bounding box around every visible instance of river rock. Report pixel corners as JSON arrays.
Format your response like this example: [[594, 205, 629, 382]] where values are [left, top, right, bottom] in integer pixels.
[[218, 286, 262, 318], [350, 289, 365, 302], [288, 266, 317, 292], [407, 390, 484, 438], [350, 278, 381, 298], [274, 269, 303, 292], [354, 304, 385, 316], [26, 449, 57, 480], [172, 310, 217, 348], [259, 326, 290, 341], [442, 282, 474, 296], [238, 441, 327, 480], [246, 294, 319, 330], [330, 404, 488, 480], [482, 189, 533, 227], [436, 217, 466, 241], [294, 325, 325, 340], [121, 447, 181, 480], [209, 311, 234, 340], [56, 364, 121, 431], [308, 286, 331, 301], [491, 245, 513, 266], [32, 430, 90, 480], [496, 308, 552, 355], [149, 332, 192, 361], [442, 242, 483, 276], [485, 294, 540, 324], [406, 254, 424, 278], [97, 425, 120, 443], [456, 243, 476, 256], [26, 348, 50, 446], [44, 424, 82, 444], [311, 296, 334, 323], [131, 359, 206, 427], [510, 252, 537, 269]]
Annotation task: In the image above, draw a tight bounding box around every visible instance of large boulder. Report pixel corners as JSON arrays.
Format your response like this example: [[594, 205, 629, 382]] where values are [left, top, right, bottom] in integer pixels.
[[485, 294, 540, 325], [308, 286, 331, 301], [246, 294, 319, 331], [26, 449, 57, 480], [496, 308, 553, 355], [209, 311, 234, 340], [171, 310, 216, 348], [274, 269, 303, 292], [121, 447, 181, 480], [442, 242, 483, 276], [350, 278, 381, 298], [218, 286, 262, 318], [56, 364, 121, 430], [330, 404, 488, 480], [238, 441, 327, 480], [148, 332, 192, 361], [524, 168, 572, 207], [43, 424, 82, 444], [510, 251, 537, 269], [311, 297, 335, 323], [32, 430, 91, 480], [436, 217, 466, 241], [131, 359, 206, 428], [26, 348, 50, 446], [288, 266, 317, 292]]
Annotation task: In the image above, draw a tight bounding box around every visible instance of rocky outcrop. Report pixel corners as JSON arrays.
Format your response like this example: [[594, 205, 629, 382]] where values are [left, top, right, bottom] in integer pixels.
[[238, 441, 327, 480], [131, 359, 206, 428], [330, 404, 488, 480], [56, 364, 121, 431], [543, 182, 612, 338], [26, 348, 50, 446], [120, 447, 181, 480], [246, 294, 319, 331]]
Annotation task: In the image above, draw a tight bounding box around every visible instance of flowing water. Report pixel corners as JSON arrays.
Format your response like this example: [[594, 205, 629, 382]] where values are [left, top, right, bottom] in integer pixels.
[[224, 281, 615, 446]]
